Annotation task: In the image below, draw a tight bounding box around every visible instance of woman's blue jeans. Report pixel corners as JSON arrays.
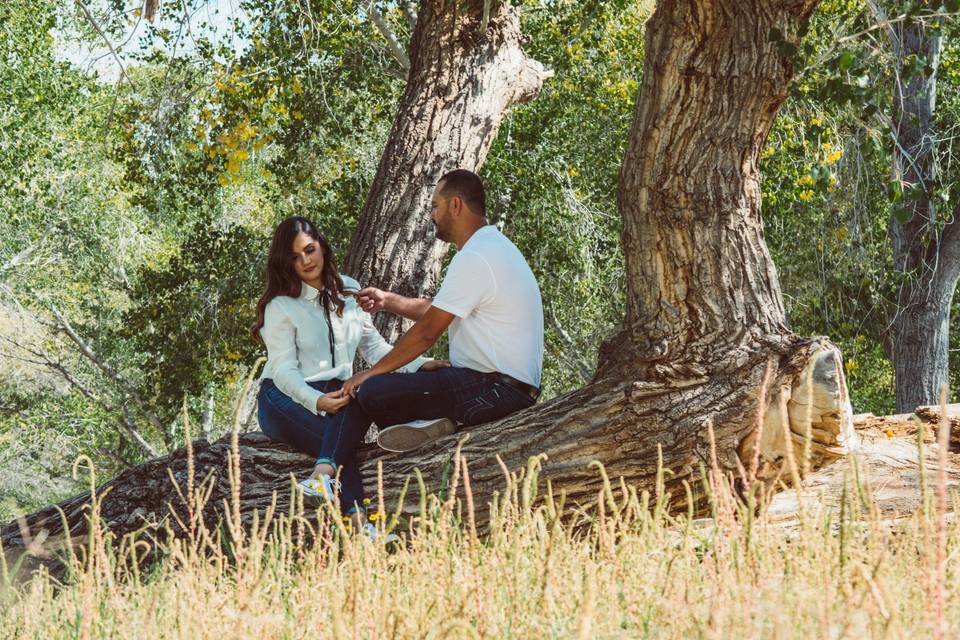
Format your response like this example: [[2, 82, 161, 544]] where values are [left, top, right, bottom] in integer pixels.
[[257, 378, 369, 515]]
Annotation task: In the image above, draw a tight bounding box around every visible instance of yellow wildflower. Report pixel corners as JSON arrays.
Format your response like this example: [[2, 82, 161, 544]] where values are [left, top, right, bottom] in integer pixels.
[[798, 190, 814, 202]]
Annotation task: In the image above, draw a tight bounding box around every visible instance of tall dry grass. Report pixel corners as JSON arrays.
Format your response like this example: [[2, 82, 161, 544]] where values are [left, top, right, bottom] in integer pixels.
[[1, 394, 958, 638]]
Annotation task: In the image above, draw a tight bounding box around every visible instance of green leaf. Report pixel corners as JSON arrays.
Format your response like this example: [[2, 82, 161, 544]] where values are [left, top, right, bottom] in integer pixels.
[[893, 205, 912, 224], [838, 51, 856, 72]]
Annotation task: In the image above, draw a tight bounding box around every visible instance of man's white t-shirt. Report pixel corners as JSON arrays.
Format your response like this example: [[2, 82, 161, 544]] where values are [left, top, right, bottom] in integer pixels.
[[431, 225, 544, 388]]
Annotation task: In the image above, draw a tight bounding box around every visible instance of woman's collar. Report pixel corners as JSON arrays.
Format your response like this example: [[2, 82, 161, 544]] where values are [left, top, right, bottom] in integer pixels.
[[299, 281, 322, 300]]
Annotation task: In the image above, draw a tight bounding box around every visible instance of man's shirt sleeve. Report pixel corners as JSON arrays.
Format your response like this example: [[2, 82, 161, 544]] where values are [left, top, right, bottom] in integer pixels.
[[431, 250, 495, 318]]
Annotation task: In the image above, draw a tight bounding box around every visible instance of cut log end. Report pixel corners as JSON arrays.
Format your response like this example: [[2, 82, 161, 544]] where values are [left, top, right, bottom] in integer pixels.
[[739, 343, 857, 485]]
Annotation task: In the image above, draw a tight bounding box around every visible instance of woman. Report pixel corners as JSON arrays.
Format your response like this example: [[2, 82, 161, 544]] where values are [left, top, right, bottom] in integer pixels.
[[251, 216, 446, 530]]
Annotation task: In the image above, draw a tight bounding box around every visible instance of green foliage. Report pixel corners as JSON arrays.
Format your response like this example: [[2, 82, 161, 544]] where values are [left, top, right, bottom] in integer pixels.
[[119, 222, 266, 423]]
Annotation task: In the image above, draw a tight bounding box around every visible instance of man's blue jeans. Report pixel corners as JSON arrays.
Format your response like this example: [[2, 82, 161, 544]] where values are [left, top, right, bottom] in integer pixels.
[[356, 367, 535, 429], [257, 378, 368, 514]]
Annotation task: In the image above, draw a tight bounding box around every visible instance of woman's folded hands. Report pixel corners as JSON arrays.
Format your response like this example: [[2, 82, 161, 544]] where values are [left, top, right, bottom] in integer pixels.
[[316, 388, 351, 415]]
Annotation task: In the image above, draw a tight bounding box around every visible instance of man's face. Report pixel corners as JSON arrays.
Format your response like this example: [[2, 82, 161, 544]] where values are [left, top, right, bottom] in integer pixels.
[[431, 185, 454, 242]]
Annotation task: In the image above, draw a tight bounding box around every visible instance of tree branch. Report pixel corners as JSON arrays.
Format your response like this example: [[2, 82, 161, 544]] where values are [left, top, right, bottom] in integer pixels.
[[402, 1, 417, 30], [0, 242, 40, 275], [76, 0, 131, 85], [48, 305, 166, 437], [0, 329, 159, 460], [369, 4, 411, 71], [545, 305, 593, 383]]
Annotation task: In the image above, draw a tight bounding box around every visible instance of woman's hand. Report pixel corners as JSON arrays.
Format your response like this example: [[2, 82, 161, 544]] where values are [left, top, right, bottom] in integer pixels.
[[316, 388, 351, 415], [418, 359, 451, 372]]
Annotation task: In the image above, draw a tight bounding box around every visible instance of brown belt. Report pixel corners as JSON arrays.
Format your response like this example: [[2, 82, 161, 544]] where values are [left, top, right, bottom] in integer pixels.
[[485, 372, 540, 400]]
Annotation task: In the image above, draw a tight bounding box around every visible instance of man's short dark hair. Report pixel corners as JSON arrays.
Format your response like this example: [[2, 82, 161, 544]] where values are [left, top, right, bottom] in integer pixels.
[[438, 169, 486, 216]]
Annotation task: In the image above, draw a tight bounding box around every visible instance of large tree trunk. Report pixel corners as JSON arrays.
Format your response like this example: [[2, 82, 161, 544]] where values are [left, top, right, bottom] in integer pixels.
[[367, 0, 856, 510], [3, 0, 860, 574], [343, 0, 549, 342], [884, 14, 960, 412]]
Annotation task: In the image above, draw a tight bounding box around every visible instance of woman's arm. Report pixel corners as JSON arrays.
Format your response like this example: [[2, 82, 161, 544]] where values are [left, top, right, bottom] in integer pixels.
[[261, 300, 326, 414]]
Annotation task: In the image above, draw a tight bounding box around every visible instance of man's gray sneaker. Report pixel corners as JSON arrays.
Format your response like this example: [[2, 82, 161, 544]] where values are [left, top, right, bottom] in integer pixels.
[[376, 418, 456, 453]]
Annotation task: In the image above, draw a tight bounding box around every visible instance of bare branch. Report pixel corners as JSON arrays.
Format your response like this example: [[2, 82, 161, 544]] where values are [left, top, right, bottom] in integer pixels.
[[0, 329, 160, 460], [481, 0, 491, 33], [369, 4, 411, 71], [545, 305, 593, 383], [76, 0, 131, 85], [0, 243, 40, 275], [402, 1, 417, 30], [144, 0, 159, 22], [48, 305, 166, 436]]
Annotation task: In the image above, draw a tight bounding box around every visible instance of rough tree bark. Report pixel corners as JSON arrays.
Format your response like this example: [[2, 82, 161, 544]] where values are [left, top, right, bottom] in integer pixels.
[[352, 0, 857, 511], [343, 0, 550, 342], [3, 0, 860, 575], [882, 12, 960, 412]]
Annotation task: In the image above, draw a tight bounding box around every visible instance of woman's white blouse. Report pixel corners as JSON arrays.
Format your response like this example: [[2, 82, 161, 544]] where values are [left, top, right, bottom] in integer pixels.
[[259, 276, 428, 415]]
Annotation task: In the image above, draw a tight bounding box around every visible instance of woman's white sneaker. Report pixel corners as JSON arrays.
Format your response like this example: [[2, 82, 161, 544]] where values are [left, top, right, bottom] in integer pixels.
[[361, 522, 399, 544], [376, 418, 456, 452], [298, 474, 338, 506]]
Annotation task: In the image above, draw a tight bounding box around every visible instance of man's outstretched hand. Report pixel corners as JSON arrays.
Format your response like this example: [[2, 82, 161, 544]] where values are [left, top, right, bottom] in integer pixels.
[[357, 287, 387, 313], [342, 360, 450, 397], [342, 369, 375, 398]]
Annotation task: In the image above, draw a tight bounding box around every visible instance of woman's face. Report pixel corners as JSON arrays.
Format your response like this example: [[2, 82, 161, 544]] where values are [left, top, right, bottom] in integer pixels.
[[291, 231, 325, 284]]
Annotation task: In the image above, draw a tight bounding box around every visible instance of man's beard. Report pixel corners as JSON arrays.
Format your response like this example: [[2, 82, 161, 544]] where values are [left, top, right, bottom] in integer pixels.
[[434, 222, 450, 242]]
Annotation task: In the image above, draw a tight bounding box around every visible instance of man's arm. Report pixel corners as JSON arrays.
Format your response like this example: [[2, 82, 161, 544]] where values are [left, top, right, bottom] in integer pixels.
[[342, 306, 455, 396], [358, 287, 432, 321]]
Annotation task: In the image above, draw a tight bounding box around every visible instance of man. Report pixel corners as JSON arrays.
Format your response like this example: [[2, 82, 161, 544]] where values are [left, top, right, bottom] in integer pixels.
[[342, 169, 543, 452]]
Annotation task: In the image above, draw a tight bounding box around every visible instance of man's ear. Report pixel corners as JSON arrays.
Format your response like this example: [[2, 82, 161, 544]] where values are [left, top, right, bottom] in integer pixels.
[[450, 195, 463, 216]]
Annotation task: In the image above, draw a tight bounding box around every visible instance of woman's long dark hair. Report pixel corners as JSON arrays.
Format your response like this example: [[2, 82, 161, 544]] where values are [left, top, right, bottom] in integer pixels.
[[251, 216, 347, 344]]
